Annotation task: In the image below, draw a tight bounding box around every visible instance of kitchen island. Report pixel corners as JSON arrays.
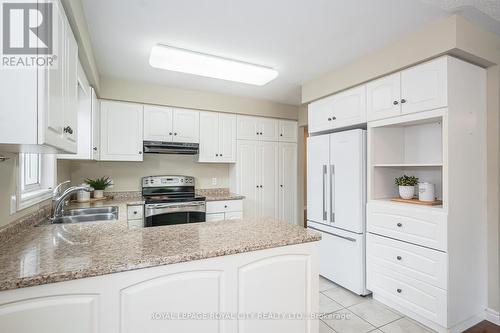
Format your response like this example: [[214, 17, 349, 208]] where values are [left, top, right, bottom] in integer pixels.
[[0, 198, 320, 333]]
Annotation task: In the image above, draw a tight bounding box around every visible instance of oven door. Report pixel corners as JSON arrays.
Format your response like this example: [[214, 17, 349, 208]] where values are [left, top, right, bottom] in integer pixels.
[[145, 201, 206, 227]]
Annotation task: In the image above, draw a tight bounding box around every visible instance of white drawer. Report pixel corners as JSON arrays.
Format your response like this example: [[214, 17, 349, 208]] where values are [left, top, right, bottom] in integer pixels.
[[206, 200, 243, 214], [206, 213, 225, 222], [367, 202, 447, 251], [367, 264, 447, 326], [127, 205, 144, 220], [367, 233, 447, 289]]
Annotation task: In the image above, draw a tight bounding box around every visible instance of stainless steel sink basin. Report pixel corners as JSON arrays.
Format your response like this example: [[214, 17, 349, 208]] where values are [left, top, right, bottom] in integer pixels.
[[50, 206, 119, 224]]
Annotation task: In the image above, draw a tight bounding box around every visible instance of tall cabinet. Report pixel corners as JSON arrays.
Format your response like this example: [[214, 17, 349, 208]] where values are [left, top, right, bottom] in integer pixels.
[[366, 56, 487, 332], [230, 116, 298, 224]]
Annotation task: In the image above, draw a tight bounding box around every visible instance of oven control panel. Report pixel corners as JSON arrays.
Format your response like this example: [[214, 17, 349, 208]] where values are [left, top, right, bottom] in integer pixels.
[[142, 175, 195, 188]]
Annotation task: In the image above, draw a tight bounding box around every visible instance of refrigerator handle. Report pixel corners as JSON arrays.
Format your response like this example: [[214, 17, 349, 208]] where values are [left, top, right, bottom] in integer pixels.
[[322, 165, 327, 221], [330, 165, 335, 222]]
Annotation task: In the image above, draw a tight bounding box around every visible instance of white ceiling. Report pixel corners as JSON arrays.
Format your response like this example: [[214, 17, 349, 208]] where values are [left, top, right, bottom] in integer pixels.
[[81, 0, 498, 106]]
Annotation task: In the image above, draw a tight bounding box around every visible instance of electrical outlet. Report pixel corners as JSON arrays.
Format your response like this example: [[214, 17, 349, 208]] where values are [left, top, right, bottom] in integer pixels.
[[212, 177, 217, 186]]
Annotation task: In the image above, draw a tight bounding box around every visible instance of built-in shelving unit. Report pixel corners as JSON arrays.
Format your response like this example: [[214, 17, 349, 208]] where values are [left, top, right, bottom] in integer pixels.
[[368, 112, 444, 208]]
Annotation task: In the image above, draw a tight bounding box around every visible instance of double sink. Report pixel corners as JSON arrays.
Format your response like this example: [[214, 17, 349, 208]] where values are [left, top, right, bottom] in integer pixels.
[[50, 206, 119, 224]]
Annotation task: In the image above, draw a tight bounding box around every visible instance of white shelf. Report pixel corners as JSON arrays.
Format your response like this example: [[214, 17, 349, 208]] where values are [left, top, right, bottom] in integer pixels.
[[368, 198, 444, 210], [373, 163, 443, 167]]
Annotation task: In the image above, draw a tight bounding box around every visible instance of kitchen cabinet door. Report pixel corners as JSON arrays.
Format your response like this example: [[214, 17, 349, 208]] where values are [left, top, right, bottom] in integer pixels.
[[401, 57, 447, 115], [198, 111, 219, 162], [235, 140, 260, 218], [91, 88, 100, 160], [331, 85, 366, 129], [63, 20, 79, 151], [225, 211, 243, 220], [237, 115, 259, 140], [0, 295, 98, 333], [367, 73, 401, 121], [100, 101, 143, 161], [218, 113, 236, 162], [278, 120, 298, 142], [279, 142, 297, 224], [308, 94, 335, 134], [258, 141, 279, 219], [258, 118, 279, 141], [38, 3, 66, 150], [172, 108, 199, 143], [143, 105, 173, 142]]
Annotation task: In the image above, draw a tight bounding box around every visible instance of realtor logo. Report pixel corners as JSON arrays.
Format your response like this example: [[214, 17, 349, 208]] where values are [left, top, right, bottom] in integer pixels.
[[1, 0, 57, 68], [3, 2, 52, 54]]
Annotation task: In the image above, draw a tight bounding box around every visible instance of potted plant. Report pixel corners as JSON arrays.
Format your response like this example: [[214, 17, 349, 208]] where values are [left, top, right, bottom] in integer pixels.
[[394, 175, 419, 200], [85, 176, 112, 199]]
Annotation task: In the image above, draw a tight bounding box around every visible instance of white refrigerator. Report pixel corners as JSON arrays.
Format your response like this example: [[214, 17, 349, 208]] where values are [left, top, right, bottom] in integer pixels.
[[307, 129, 369, 295]]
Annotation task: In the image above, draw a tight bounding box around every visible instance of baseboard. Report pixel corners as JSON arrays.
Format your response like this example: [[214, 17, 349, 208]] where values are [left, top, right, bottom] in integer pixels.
[[485, 308, 500, 325]]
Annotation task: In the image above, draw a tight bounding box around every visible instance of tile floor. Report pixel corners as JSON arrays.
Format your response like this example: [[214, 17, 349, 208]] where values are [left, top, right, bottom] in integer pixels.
[[318, 276, 436, 333]]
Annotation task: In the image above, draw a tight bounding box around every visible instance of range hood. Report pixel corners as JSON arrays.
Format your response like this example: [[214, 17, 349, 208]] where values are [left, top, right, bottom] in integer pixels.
[[143, 141, 199, 155]]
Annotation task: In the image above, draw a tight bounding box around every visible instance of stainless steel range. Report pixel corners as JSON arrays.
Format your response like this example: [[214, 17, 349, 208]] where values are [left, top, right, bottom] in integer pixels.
[[142, 175, 206, 227]]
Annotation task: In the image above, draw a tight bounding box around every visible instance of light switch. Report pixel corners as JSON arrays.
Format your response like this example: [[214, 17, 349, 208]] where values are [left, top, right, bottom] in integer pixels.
[[212, 177, 217, 186]]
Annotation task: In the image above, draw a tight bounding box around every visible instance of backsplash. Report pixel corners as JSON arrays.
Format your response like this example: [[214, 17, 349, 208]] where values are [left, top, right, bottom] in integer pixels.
[[61, 154, 229, 191]]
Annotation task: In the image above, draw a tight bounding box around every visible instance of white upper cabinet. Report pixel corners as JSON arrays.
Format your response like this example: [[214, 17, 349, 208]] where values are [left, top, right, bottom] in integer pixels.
[[143, 105, 173, 141], [218, 113, 236, 162], [367, 73, 401, 121], [172, 108, 200, 143], [237, 115, 279, 141], [100, 101, 143, 161], [91, 88, 100, 160], [198, 112, 236, 163], [278, 120, 298, 142], [401, 57, 447, 115], [308, 85, 366, 134], [143, 106, 199, 143], [0, 0, 78, 153], [58, 62, 96, 160], [368, 57, 448, 121]]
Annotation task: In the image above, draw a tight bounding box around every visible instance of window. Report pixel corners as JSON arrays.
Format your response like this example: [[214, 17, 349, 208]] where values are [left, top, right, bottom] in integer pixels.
[[17, 153, 56, 210]]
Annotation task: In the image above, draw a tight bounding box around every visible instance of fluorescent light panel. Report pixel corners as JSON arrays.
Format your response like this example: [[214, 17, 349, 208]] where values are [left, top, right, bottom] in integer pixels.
[[149, 44, 278, 86]]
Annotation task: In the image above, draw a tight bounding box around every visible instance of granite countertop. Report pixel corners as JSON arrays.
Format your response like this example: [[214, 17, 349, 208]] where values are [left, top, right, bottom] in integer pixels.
[[0, 196, 319, 292], [195, 188, 245, 201]]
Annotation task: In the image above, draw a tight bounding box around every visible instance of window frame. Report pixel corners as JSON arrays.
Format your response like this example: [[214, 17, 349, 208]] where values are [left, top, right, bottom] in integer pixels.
[[17, 153, 56, 211]]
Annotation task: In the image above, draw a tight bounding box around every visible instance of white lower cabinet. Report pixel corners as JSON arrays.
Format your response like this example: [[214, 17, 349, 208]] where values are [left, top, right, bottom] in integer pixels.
[[279, 142, 297, 224], [206, 200, 243, 221], [0, 242, 318, 333], [230, 141, 278, 219], [100, 101, 144, 161]]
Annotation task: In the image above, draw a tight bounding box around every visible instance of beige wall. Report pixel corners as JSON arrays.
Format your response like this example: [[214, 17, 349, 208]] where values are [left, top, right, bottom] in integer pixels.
[[66, 154, 229, 192], [100, 77, 299, 120], [302, 14, 500, 312]]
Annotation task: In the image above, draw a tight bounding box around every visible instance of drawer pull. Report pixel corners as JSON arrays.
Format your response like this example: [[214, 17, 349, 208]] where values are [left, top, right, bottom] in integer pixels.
[[397, 223, 403, 227], [396, 256, 402, 261], [397, 288, 402, 293]]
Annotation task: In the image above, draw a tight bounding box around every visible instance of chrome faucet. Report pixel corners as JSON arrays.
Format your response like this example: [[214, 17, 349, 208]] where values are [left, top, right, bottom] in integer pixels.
[[51, 184, 93, 222]]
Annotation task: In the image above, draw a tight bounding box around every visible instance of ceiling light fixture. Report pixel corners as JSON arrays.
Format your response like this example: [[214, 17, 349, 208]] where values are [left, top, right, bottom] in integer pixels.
[[149, 44, 278, 86]]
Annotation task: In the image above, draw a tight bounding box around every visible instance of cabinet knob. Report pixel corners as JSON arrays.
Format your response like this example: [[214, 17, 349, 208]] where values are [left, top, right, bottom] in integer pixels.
[[174, 133, 177, 136], [397, 223, 402, 227], [260, 185, 263, 188], [256, 185, 259, 188], [280, 134, 283, 136], [63, 126, 73, 134], [139, 151, 142, 154], [133, 211, 137, 214], [224, 205, 227, 208], [220, 154, 222, 157], [328, 118, 332, 121], [169, 132, 173, 135], [393, 100, 399, 105], [93, 147, 97, 151], [280, 184, 283, 188], [256, 132, 259, 135], [396, 256, 402, 261], [332, 116, 336, 120], [396, 288, 402, 293], [215, 153, 219, 157], [259, 132, 263, 135], [401, 99, 407, 104]]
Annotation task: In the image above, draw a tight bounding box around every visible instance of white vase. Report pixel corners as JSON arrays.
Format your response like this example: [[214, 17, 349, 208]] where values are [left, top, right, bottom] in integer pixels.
[[93, 190, 104, 199], [399, 186, 415, 200]]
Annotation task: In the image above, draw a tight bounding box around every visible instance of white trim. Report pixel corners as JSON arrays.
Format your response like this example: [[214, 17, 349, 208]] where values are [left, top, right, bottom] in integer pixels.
[[485, 308, 500, 325], [17, 189, 52, 211]]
